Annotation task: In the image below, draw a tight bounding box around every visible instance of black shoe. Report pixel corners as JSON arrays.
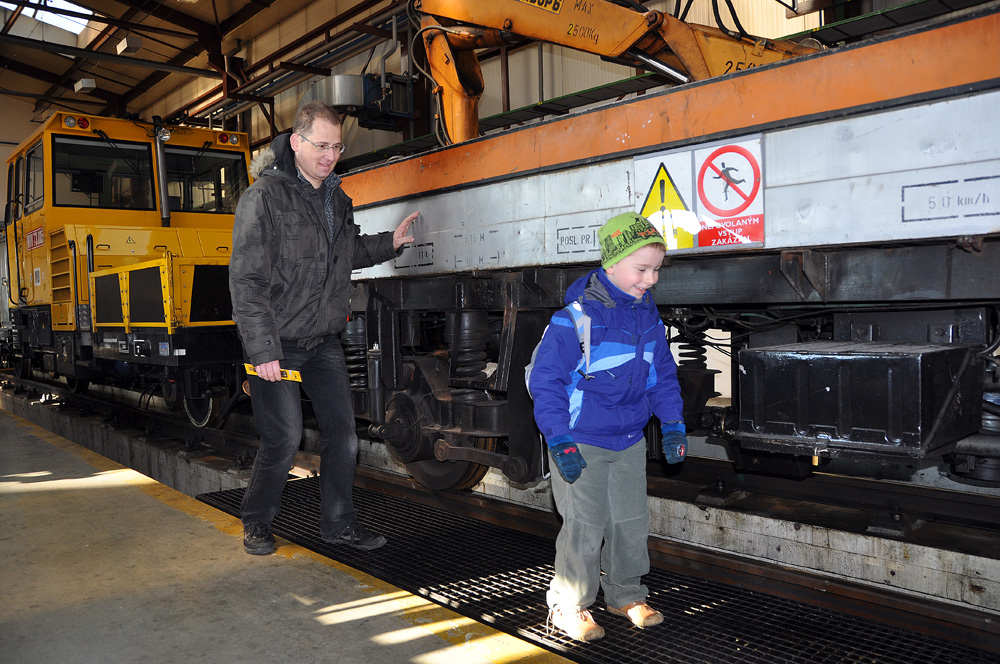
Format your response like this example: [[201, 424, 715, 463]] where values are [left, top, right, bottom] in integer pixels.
[[244, 522, 275, 555], [323, 522, 386, 551]]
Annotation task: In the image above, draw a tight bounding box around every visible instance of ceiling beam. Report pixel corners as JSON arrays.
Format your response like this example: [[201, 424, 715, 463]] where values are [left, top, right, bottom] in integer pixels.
[[114, 0, 279, 112], [92, 0, 215, 36], [1, 6, 24, 35], [244, 0, 395, 77], [119, 42, 219, 107], [1, 0, 324, 121], [278, 62, 331, 76], [0, 0, 197, 38], [0, 87, 108, 107], [0, 55, 122, 106], [0, 33, 223, 78], [220, 0, 276, 35], [36, 9, 122, 113], [172, 0, 403, 121]]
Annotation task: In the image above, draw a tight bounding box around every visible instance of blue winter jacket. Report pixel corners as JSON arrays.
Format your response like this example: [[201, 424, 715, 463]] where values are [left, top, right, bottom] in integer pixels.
[[529, 268, 684, 451]]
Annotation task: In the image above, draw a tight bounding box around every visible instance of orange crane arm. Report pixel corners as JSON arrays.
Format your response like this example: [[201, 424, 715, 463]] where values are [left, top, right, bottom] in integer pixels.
[[416, 0, 817, 143]]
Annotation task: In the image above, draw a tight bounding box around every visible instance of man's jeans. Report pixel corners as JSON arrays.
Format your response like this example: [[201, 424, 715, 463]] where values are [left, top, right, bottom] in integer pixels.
[[240, 336, 358, 538]]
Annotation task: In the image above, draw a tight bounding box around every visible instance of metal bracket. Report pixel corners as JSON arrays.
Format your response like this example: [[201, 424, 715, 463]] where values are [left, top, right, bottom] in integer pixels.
[[956, 235, 984, 253], [433, 437, 527, 479], [779, 250, 830, 301]]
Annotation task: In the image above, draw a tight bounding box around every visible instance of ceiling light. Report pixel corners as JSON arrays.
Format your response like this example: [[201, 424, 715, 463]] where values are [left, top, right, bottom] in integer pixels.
[[74, 79, 96, 93], [116, 35, 142, 55]]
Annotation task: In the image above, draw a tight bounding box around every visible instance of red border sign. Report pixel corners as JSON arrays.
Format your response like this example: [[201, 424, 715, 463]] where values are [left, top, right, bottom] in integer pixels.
[[697, 145, 761, 217], [27, 227, 45, 250]]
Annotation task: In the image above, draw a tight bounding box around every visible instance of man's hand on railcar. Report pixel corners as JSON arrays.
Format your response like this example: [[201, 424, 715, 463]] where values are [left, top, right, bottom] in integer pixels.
[[393, 211, 419, 250]]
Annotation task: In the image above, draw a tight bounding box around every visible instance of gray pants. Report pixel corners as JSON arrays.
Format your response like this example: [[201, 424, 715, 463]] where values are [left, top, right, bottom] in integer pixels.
[[547, 440, 650, 611]]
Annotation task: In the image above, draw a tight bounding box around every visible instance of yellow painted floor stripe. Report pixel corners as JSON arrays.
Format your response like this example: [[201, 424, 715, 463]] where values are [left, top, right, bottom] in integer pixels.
[[3, 410, 569, 664]]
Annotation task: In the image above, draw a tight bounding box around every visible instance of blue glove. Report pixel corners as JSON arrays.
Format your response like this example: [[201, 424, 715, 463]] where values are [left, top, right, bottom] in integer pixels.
[[548, 435, 586, 483], [661, 421, 687, 464]]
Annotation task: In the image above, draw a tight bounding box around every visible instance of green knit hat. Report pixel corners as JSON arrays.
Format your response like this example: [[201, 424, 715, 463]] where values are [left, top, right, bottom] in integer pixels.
[[598, 212, 665, 269]]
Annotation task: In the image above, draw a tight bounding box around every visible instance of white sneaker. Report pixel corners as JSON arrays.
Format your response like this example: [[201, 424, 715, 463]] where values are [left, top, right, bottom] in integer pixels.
[[547, 608, 606, 642], [608, 600, 664, 628]]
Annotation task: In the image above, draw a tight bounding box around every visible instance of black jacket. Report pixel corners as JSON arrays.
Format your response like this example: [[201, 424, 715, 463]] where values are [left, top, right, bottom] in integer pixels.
[[230, 133, 396, 366]]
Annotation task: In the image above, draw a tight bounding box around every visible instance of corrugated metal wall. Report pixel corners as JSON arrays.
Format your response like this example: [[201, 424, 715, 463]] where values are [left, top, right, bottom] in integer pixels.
[[139, 0, 820, 149], [672, 0, 820, 38], [479, 0, 820, 118]]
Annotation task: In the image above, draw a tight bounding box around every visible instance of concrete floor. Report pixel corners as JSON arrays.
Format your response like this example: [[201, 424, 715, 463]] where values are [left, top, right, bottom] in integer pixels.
[[0, 409, 569, 664]]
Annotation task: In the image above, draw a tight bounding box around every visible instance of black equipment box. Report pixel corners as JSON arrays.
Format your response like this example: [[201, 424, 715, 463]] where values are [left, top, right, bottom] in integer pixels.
[[737, 341, 982, 458]]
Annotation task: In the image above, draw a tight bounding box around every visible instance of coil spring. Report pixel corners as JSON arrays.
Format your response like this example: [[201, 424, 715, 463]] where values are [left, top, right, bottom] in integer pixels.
[[983, 391, 1000, 434], [447, 310, 489, 403], [677, 329, 709, 370], [447, 311, 489, 379], [342, 315, 368, 389]]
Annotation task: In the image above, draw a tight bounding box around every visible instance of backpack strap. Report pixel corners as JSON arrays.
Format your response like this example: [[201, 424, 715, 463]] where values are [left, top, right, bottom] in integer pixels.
[[524, 301, 593, 397], [567, 301, 592, 375]]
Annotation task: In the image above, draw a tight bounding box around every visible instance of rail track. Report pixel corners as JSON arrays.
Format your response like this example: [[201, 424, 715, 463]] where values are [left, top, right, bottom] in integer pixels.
[[4, 367, 998, 653], [3, 368, 998, 541]]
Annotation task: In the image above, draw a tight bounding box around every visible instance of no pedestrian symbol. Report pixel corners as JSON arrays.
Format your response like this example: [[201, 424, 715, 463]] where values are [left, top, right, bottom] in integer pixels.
[[697, 144, 761, 217]]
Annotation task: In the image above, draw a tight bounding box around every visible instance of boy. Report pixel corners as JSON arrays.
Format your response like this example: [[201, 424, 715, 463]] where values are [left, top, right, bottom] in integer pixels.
[[528, 211, 688, 642]]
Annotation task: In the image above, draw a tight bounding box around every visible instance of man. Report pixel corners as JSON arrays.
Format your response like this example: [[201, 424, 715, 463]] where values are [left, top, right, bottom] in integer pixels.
[[230, 101, 417, 555]]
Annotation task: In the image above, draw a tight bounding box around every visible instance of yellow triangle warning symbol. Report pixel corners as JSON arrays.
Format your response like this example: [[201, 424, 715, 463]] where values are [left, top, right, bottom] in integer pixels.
[[126, 236, 135, 244], [639, 164, 698, 250]]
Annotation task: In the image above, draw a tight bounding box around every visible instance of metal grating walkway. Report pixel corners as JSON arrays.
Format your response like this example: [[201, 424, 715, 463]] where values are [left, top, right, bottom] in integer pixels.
[[198, 477, 995, 664]]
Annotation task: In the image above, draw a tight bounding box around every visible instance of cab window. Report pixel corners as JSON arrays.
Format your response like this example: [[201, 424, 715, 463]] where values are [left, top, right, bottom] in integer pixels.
[[12, 157, 22, 223], [164, 146, 249, 214], [5, 161, 19, 224], [52, 134, 154, 210], [24, 142, 43, 214]]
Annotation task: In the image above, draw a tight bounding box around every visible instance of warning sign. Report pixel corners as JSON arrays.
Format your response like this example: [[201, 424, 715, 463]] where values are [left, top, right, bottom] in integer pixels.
[[639, 163, 699, 250], [634, 152, 698, 251], [633, 136, 764, 252], [695, 140, 763, 246]]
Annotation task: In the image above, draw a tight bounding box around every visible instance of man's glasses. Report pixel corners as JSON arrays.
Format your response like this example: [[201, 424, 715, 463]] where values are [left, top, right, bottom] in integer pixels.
[[298, 134, 346, 154]]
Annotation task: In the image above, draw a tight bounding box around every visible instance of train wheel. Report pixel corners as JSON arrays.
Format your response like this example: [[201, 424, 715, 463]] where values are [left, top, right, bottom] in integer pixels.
[[183, 393, 222, 428], [64, 376, 89, 394], [15, 358, 31, 379], [161, 379, 183, 411], [402, 437, 497, 491]]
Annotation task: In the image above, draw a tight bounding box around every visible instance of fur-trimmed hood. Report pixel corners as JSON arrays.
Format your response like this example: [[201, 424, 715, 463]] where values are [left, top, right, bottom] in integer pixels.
[[249, 146, 277, 180], [248, 132, 292, 180]]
